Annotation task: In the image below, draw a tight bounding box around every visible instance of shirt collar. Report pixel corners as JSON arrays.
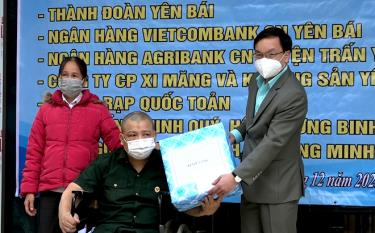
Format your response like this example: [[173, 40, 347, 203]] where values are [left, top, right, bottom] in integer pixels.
[[62, 92, 83, 108], [256, 65, 288, 88]]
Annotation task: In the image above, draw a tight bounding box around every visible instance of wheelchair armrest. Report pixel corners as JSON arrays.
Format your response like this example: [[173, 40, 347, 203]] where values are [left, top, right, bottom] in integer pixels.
[[71, 190, 83, 216], [71, 190, 99, 232]]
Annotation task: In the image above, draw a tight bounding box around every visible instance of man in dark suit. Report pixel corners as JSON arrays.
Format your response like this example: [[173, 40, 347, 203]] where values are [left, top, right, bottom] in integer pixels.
[[209, 27, 308, 233]]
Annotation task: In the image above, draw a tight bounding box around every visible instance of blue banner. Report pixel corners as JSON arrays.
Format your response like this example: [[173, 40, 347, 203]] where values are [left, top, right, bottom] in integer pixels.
[[17, 0, 375, 206]]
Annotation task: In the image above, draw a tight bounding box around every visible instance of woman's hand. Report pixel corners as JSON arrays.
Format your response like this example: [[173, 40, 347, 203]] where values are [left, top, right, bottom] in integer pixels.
[[24, 193, 37, 216]]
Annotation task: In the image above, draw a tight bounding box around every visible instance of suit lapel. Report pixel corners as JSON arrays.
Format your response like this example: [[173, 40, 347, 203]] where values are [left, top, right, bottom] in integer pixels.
[[253, 90, 276, 123], [252, 67, 292, 124], [246, 73, 259, 124], [247, 78, 258, 122]]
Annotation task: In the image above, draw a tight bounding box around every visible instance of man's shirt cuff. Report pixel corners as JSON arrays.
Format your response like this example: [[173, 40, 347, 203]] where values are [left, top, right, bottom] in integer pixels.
[[230, 129, 243, 143]]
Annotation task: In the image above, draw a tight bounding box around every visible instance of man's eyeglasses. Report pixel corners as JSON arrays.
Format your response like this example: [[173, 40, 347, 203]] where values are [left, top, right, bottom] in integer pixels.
[[253, 51, 284, 59]]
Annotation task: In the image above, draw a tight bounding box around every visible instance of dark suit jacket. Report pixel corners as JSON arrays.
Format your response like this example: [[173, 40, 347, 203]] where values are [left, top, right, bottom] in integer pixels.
[[233, 67, 307, 204]]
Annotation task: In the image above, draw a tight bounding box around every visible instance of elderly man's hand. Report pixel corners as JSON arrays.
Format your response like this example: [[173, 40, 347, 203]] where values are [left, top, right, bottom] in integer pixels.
[[59, 211, 80, 233], [200, 195, 223, 216]]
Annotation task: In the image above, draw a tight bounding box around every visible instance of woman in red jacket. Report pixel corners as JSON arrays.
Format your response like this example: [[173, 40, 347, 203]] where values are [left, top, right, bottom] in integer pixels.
[[21, 56, 122, 233]]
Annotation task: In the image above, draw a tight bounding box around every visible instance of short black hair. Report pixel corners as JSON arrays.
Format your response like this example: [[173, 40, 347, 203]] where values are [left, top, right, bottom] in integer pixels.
[[121, 111, 154, 131], [254, 27, 292, 52]]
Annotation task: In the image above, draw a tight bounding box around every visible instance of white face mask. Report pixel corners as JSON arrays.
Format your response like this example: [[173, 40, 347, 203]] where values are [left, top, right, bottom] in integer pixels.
[[255, 57, 284, 79], [126, 138, 156, 160]]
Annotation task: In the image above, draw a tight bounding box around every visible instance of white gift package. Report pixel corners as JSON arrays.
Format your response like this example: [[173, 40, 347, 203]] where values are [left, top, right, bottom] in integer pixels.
[[159, 123, 242, 211]]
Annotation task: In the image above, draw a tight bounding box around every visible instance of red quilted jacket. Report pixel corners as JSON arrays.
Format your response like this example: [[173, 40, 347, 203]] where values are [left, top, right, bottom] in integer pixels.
[[20, 90, 122, 195]]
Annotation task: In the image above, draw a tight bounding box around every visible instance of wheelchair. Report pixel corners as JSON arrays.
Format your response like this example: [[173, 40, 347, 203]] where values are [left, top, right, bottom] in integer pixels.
[[70, 191, 211, 233]]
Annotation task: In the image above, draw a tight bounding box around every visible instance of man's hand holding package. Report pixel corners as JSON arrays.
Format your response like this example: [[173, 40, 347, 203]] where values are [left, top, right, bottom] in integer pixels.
[[186, 195, 223, 217], [209, 173, 238, 197]]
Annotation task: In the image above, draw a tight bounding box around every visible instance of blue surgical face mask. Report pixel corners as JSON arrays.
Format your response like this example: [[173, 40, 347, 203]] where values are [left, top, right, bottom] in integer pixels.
[[58, 77, 83, 98]]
